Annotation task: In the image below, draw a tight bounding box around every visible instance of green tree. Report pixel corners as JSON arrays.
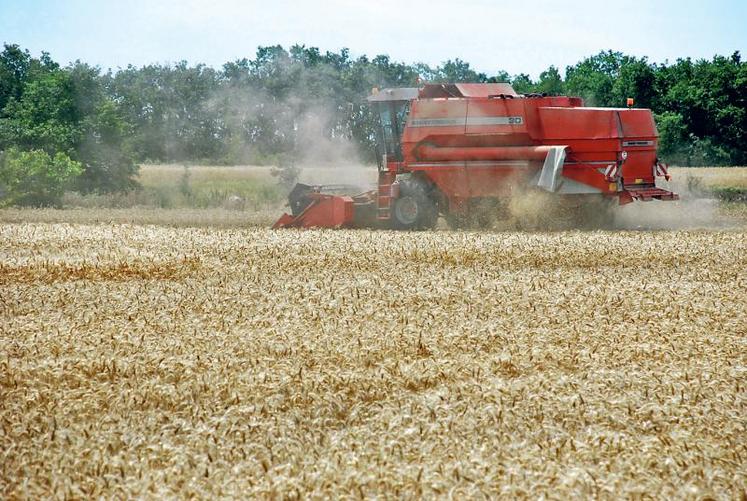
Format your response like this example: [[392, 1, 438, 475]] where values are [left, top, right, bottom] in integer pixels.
[[75, 99, 139, 192], [0, 147, 82, 206], [486, 70, 512, 84], [0, 44, 32, 114], [65, 62, 139, 192], [511, 73, 535, 94], [611, 58, 657, 108], [654, 111, 688, 159], [437, 59, 487, 83], [565, 50, 629, 106], [536, 66, 564, 95], [655, 53, 745, 164], [0, 70, 80, 154]]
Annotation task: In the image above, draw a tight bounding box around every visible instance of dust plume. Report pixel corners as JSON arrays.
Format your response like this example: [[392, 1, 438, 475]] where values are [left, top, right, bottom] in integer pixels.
[[502, 179, 740, 231], [205, 60, 378, 194], [611, 176, 738, 230], [505, 189, 614, 231], [292, 107, 377, 190]]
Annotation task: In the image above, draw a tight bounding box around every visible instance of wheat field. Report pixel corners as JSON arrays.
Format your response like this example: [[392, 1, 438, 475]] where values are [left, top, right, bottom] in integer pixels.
[[1, 223, 745, 498]]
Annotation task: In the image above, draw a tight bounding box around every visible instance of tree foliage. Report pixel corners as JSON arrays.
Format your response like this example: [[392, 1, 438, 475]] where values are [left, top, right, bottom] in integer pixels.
[[0, 147, 82, 206], [0, 45, 138, 202]]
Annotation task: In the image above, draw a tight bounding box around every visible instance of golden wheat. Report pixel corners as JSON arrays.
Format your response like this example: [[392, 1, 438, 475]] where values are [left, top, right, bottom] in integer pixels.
[[1, 223, 746, 498], [0, 207, 279, 227]]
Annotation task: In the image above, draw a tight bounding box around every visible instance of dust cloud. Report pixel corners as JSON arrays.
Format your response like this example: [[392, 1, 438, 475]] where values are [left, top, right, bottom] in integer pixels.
[[611, 177, 737, 230], [205, 67, 377, 194], [292, 107, 377, 190], [500, 182, 738, 231]]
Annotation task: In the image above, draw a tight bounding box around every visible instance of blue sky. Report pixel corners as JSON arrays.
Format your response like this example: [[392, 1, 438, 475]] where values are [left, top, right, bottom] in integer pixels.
[[1, 0, 745, 78]]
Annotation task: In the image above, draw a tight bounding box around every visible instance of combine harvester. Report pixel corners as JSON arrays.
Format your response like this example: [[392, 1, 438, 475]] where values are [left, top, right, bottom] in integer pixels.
[[273, 83, 678, 230]]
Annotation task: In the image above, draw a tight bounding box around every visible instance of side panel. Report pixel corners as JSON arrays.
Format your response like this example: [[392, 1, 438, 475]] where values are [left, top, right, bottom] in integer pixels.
[[464, 98, 528, 136], [462, 161, 534, 197], [402, 99, 468, 149], [538, 107, 621, 140], [411, 161, 535, 200]]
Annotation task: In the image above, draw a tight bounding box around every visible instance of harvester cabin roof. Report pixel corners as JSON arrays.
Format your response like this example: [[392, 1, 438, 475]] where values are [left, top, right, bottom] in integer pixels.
[[419, 83, 518, 98], [367, 83, 518, 102]]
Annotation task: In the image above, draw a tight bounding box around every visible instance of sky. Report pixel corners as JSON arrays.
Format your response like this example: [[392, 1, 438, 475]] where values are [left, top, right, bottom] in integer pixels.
[[1, 0, 745, 78]]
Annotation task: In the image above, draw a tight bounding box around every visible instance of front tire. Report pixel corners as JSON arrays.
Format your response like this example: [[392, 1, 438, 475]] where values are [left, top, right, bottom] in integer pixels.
[[391, 179, 438, 230]]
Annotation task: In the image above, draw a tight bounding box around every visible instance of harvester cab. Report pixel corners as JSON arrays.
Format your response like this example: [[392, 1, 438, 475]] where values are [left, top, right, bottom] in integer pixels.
[[273, 83, 679, 230], [368, 87, 419, 166]]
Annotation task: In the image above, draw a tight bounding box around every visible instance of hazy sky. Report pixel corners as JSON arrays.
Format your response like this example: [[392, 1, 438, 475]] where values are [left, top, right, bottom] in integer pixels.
[[1, 0, 745, 78]]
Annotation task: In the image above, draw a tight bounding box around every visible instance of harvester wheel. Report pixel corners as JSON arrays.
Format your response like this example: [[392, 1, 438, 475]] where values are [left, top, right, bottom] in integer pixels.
[[391, 179, 438, 230]]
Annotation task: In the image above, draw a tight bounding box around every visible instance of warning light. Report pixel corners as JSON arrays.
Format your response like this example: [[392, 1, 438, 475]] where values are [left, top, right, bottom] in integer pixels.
[[626, 98, 634, 108]]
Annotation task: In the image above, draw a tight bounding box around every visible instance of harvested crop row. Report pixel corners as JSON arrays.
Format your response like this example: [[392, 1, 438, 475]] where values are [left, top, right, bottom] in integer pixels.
[[1, 224, 745, 498]]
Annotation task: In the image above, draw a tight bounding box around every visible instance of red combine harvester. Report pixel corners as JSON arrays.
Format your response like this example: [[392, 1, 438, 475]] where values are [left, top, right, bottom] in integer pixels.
[[273, 83, 678, 230]]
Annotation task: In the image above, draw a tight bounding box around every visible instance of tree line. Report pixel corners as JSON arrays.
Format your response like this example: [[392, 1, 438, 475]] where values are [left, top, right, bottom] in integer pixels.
[[0, 43, 744, 205]]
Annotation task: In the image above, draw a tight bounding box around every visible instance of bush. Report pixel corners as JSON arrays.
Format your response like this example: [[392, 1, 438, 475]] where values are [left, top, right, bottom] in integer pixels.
[[655, 111, 734, 166], [0, 148, 82, 207]]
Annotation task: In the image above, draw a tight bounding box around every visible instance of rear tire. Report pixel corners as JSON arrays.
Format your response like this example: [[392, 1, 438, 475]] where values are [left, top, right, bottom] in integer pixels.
[[391, 179, 438, 230]]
